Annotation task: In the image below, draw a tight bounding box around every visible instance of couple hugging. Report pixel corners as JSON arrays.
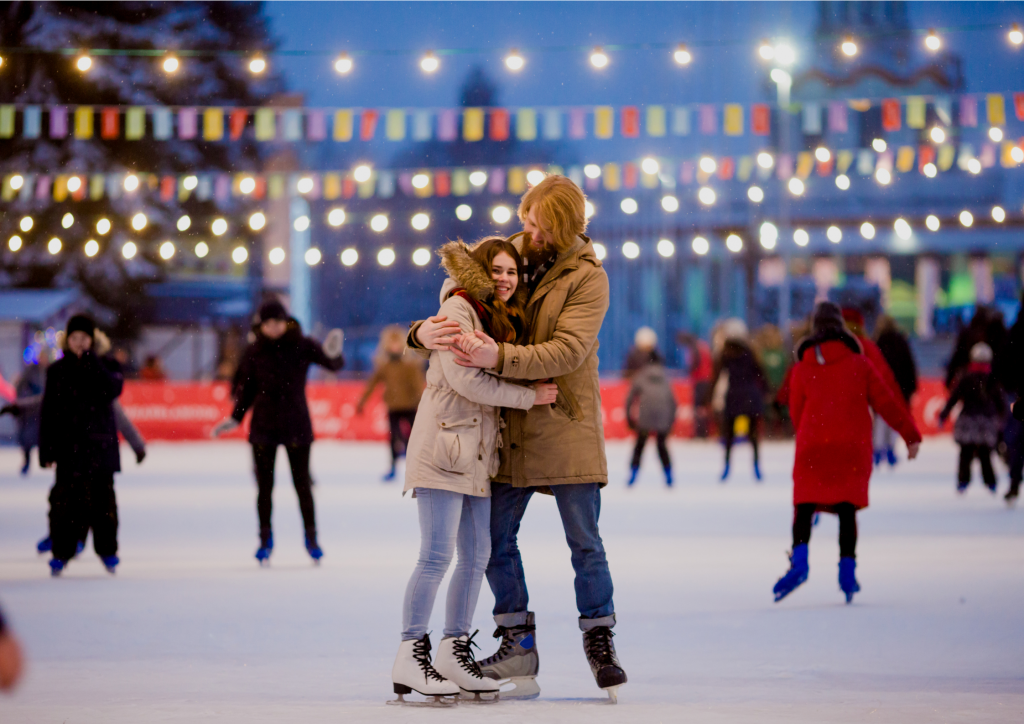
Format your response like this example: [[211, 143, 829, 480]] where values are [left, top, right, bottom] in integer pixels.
[[390, 176, 627, 705]]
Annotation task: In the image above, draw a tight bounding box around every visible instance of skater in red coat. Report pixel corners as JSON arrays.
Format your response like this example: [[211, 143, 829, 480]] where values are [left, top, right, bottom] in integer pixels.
[[774, 302, 922, 604]]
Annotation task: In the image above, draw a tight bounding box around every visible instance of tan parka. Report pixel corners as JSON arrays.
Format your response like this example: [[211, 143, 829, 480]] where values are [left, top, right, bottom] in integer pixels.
[[493, 233, 609, 490]]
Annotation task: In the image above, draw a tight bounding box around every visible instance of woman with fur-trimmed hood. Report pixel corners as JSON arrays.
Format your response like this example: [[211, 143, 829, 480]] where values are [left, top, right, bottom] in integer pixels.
[[391, 238, 557, 702]]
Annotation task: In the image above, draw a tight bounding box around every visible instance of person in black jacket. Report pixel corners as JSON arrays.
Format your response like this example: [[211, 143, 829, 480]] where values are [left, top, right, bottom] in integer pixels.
[[1000, 292, 1024, 504], [939, 343, 1007, 494], [212, 300, 344, 565], [39, 314, 125, 576], [873, 315, 919, 465], [711, 321, 768, 482]]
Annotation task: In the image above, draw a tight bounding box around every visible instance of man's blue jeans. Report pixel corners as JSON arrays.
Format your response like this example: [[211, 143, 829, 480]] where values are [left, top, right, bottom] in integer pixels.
[[486, 482, 616, 630]]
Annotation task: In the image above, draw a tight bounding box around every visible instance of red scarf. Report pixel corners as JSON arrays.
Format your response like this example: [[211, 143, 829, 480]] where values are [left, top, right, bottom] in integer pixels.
[[449, 289, 505, 342], [967, 362, 992, 374]]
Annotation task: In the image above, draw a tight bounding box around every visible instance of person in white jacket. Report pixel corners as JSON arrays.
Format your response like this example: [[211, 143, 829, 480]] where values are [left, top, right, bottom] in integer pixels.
[[390, 238, 557, 705]]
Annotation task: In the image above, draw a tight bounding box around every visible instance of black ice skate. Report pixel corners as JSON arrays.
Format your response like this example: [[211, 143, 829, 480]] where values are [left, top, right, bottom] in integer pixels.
[[389, 633, 460, 707], [478, 612, 540, 699], [582, 626, 627, 704]]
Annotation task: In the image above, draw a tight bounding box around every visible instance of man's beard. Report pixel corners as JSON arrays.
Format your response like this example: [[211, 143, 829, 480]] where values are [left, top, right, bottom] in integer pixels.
[[522, 235, 556, 267]]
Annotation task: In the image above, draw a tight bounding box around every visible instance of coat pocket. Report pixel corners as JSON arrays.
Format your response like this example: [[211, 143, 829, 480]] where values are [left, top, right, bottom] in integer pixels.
[[433, 412, 483, 474], [553, 378, 584, 422]]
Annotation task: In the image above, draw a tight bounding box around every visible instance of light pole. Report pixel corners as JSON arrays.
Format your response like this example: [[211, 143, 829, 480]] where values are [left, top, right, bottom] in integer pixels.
[[768, 58, 794, 345]]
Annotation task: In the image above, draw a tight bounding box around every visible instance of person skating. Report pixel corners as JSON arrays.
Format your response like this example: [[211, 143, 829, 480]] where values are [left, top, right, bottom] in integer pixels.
[[4, 356, 47, 475], [625, 357, 677, 486], [774, 303, 921, 604], [38, 315, 125, 577], [622, 326, 664, 380], [411, 176, 627, 702], [211, 300, 344, 565], [710, 319, 768, 481], [872, 315, 919, 467], [391, 238, 558, 706], [0, 601, 24, 692], [356, 326, 426, 482], [938, 343, 1007, 494], [1001, 291, 1024, 504]]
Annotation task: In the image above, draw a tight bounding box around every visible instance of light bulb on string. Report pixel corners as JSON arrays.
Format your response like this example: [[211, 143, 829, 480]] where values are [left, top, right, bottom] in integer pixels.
[[84, 239, 99, 257], [19, 216, 32, 232], [420, 52, 439, 73], [377, 248, 396, 267], [232, 246, 248, 264], [758, 39, 774, 60], [992, 206, 1006, 223], [526, 169, 546, 186], [183, 175, 198, 191], [641, 157, 660, 175], [66, 176, 81, 193], [492, 206, 512, 223], [673, 44, 692, 65], [195, 242, 209, 258], [505, 49, 524, 71], [814, 147, 831, 163], [159, 241, 175, 260], [860, 222, 875, 240], [10, 175, 23, 190], [268, 247, 285, 265], [212, 218, 228, 236], [328, 208, 346, 227], [872, 138, 887, 152], [47, 237, 61, 255], [760, 222, 778, 250], [455, 204, 472, 221], [8, 235, 22, 252], [787, 178, 805, 196], [894, 218, 912, 239], [622, 241, 640, 259], [794, 229, 810, 247], [841, 37, 858, 57], [593, 243, 607, 260], [469, 171, 487, 187], [96, 218, 111, 235], [122, 241, 137, 260], [177, 215, 191, 232], [930, 126, 946, 144], [726, 234, 743, 253], [1011, 146, 1024, 164], [249, 57, 267, 74], [584, 201, 595, 218], [875, 168, 892, 185], [131, 212, 147, 231], [589, 47, 609, 68], [657, 239, 676, 257], [748, 186, 764, 203], [692, 236, 709, 255], [661, 195, 679, 212], [76, 54, 92, 72], [61, 213, 74, 229], [413, 248, 432, 266], [699, 156, 716, 174], [757, 152, 774, 169], [124, 174, 139, 192], [334, 54, 353, 74], [924, 163, 938, 178], [353, 165, 372, 183], [826, 226, 842, 244], [774, 43, 796, 65], [836, 174, 851, 190], [411, 213, 430, 231], [305, 248, 322, 266], [162, 55, 179, 74], [240, 177, 256, 195], [584, 164, 601, 179], [293, 215, 310, 232], [698, 186, 716, 205], [411, 173, 429, 189], [340, 248, 359, 266], [1010, 23, 1024, 46], [925, 29, 941, 51], [370, 214, 388, 232], [926, 215, 941, 231], [989, 127, 1004, 142], [249, 212, 266, 231], [297, 176, 314, 194], [967, 158, 982, 174], [620, 198, 638, 214]]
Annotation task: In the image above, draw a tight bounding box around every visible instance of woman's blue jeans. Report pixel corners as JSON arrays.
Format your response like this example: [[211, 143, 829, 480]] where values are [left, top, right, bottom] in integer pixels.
[[401, 488, 491, 641]]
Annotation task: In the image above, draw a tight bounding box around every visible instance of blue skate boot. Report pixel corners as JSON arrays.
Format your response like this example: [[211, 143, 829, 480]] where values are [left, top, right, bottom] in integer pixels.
[[627, 466, 639, 487], [886, 447, 898, 467], [255, 529, 273, 566], [382, 463, 397, 482], [101, 555, 119, 574], [664, 466, 673, 487], [478, 612, 540, 699], [37, 536, 52, 554], [838, 557, 860, 603], [305, 531, 323, 564], [754, 460, 762, 481], [720, 462, 730, 482], [49, 558, 66, 577], [773, 544, 809, 602]]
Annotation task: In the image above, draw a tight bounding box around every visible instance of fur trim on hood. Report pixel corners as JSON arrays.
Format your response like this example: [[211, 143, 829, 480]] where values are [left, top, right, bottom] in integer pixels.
[[437, 240, 528, 308]]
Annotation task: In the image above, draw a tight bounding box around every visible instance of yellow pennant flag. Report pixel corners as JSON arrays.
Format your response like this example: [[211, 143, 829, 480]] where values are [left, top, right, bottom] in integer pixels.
[[896, 146, 915, 173], [357, 174, 375, 199], [594, 107, 614, 139], [254, 109, 276, 141], [385, 109, 406, 141], [507, 167, 526, 195], [987, 94, 1006, 126], [646, 106, 666, 137], [937, 144, 956, 171], [1001, 141, 1019, 167], [906, 97, 926, 129], [323, 173, 342, 200], [451, 169, 470, 196], [203, 108, 224, 140], [836, 150, 855, 174], [74, 107, 93, 139], [602, 162, 620, 190], [516, 109, 537, 141], [89, 175, 105, 200], [53, 175, 68, 201], [463, 108, 484, 142], [723, 104, 743, 136], [796, 152, 814, 178], [125, 107, 145, 139], [0, 106, 14, 138], [333, 110, 353, 141]]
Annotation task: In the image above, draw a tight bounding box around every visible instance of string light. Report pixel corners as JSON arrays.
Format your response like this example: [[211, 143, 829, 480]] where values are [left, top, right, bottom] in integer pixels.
[[622, 241, 640, 259], [195, 242, 209, 258], [84, 239, 99, 257], [760, 222, 778, 250], [894, 218, 912, 239], [411, 212, 430, 230], [341, 248, 359, 266], [8, 235, 22, 252], [248, 57, 267, 74], [334, 54, 353, 74], [673, 44, 692, 65], [875, 168, 892, 185], [925, 29, 941, 51], [841, 37, 858, 57], [411, 173, 429, 189], [305, 248, 322, 265], [61, 213, 74, 229], [76, 54, 92, 72], [827, 225, 842, 243], [122, 241, 137, 259], [758, 39, 775, 60], [923, 163, 938, 177], [66, 176, 82, 193], [872, 138, 887, 152], [10, 175, 23, 190], [492, 205, 512, 223], [661, 195, 679, 212], [989, 127, 1004, 142], [420, 52, 439, 73], [929, 126, 946, 144], [455, 204, 472, 221], [698, 186, 716, 205], [232, 246, 248, 264], [726, 234, 743, 253], [47, 237, 61, 254], [297, 176, 314, 194], [959, 210, 974, 227], [124, 174, 140, 192], [584, 164, 602, 179], [328, 208, 346, 226], [97, 218, 111, 234], [590, 47, 609, 68], [162, 55, 179, 73], [469, 170, 488, 187], [1012, 146, 1024, 163], [967, 158, 982, 174], [293, 215, 310, 232], [413, 248, 432, 266], [774, 43, 796, 65], [1011, 23, 1024, 46], [585, 201, 595, 218], [177, 215, 191, 231], [240, 177, 256, 195], [926, 214, 940, 231], [620, 198, 638, 214], [699, 156, 716, 174], [131, 212, 147, 231], [692, 236, 709, 255], [992, 206, 1006, 222], [505, 49, 525, 71], [747, 186, 764, 203], [794, 229, 810, 246], [183, 175, 198, 190], [757, 152, 774, 169], [787, 178, 805, 196], [526, 169, 546, 186], [593, 243, 607, 260], [212, 218, 228, 236], [657, 239, 676, 258], [836, 174, 851, 190], [860, 222, 875, 239], [815, 147, 831, 163], [268, 247, 285, 265], [249, 212, 266, 231], [377, 248, 396, 266], [370, 214, 388, 232], [353, 165, 372, 183], [159, 241, 175, 260], [19, 216, 33, 232], [641, 157, 660, 175]]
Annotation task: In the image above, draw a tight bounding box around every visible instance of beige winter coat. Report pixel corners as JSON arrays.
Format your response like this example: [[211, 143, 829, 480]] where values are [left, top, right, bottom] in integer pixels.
[[493, 234, 610, 490], [403, 242, 537, 498]]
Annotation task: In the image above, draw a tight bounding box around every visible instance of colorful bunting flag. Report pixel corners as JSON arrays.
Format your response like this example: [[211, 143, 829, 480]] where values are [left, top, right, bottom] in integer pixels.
[[919, 145, 936, 172], [490, 109, 510, 141], [451, 168, 470, 196], [802, 103, 821, 135], [828, 102, 847, 133], [672, 106, 691, 136], [542, 109, 562, 140], [646, 106, 666, 137], [906, 96, 926, 129], [938, 144, 956, 171], [438, 109, 458, 141], [488, 168, 506, 194], [153, 108, 173, 140], [385, 109, 406, 141], [178, 108, 198, 139], [934, 97, 952, 126], [0, 106, 13, 138], [508, 167, 526, 195], [229, 109, 248, 140], [434, 171, 451, 197], [986, 94, 1006, 126], [723, 104, 743, 136], [23, 106, 41, 138], [960, 96, 978, 127], [698, 105, 716, 134], [101, 108, 120, 139], [359, 109, 379, 141], [516, 108, 537, 141], [333, 110, 353, 141], [126, 107, 145, 139], [1015, 93, 1024, 121], [751, 104, 770, 136], [623, 162, 638, 189], [594, 106, 614, 139], [795, 152, 814, 179], [255, 109, 275, 141], [896, 146, 915, 173], [737, 156, 754, 182], [856, 149, 874, 175], [203, 108, 224, 141], [50, 107, 68, 138], [621, 106, 640, 138], [307, 110, 326, 141], [569, 108, 587, 139], [463, 108, 484, 142], [412, 110, 432, 141], [602, 162, 621, 190], [73, 107, 92, 139], [283, 110, 303, 141], [881, 99, 901, 131], [836, 150, 854, 174]]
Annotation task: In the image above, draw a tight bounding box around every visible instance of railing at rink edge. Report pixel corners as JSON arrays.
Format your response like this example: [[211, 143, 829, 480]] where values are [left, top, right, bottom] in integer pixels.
[[117, 379, 951, 441]]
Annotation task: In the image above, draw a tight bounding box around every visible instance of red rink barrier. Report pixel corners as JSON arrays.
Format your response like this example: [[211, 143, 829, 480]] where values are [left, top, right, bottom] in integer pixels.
[[118, 378, 950, 442]]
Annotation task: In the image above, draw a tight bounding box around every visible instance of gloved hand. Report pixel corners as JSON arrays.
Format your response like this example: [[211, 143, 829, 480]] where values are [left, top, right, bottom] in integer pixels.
[[211, 417, 240, 438], [324, 328, 344, 358], [0, 404, 21, 418], [136, 449, 146, 465]]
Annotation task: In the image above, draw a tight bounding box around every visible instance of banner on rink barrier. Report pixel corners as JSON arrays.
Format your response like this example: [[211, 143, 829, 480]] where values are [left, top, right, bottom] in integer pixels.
[[117, 378, 949, 442]]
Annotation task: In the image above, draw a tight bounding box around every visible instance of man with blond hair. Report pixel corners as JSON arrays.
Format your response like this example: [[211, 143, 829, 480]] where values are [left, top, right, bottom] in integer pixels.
[[410, 175, 626, 701]]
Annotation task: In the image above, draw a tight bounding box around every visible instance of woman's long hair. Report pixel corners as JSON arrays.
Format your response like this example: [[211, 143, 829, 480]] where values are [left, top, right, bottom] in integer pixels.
[[470, 238, 528, 344]]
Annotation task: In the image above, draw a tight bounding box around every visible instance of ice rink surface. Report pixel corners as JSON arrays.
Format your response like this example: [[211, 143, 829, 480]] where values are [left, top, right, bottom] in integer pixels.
[[0, 437, 1021, 723]]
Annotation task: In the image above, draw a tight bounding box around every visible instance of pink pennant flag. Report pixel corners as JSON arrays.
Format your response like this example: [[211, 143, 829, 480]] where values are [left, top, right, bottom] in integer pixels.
[[35, 175, 51, 199], [680, 161, 694, 184], [698, 105, 716, 134], [569, 108, 587, 139], [215, 174, 230, 201], [488, 168, 506, 194], [306, 110, 327, 141], [777, 154, 794, 180], [398, 172, 414, 196], [49, 107, 67, 138], [828, 102, 848, 133], [437, 109, 458, 141], [178, 108, 198, 139], [959, 96, 978, 127]]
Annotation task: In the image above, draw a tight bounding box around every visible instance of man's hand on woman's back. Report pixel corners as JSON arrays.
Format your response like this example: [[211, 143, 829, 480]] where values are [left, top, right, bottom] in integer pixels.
[[415, 316, 462, 351]]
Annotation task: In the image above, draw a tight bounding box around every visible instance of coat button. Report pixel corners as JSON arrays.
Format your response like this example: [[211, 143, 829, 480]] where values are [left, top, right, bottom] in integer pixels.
[[511, 443, 518, 449], [478, 454, 483, 460], [473, 418, 477, 422]]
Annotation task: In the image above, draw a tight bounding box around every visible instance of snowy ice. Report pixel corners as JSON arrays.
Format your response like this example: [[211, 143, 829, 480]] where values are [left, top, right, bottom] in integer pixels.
[[0, 437, 1021, 722]]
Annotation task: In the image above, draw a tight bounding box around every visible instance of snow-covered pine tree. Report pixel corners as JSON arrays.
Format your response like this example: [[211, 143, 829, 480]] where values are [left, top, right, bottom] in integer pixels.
[[0, 1, 281, 337]]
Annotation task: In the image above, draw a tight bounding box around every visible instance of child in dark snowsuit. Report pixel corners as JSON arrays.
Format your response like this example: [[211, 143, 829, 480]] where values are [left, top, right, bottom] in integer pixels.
[[39, 315, 125, 576], [626, 361, 678, 486], [774, 303, 921, 604], [939, 342, 1007, 494]]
